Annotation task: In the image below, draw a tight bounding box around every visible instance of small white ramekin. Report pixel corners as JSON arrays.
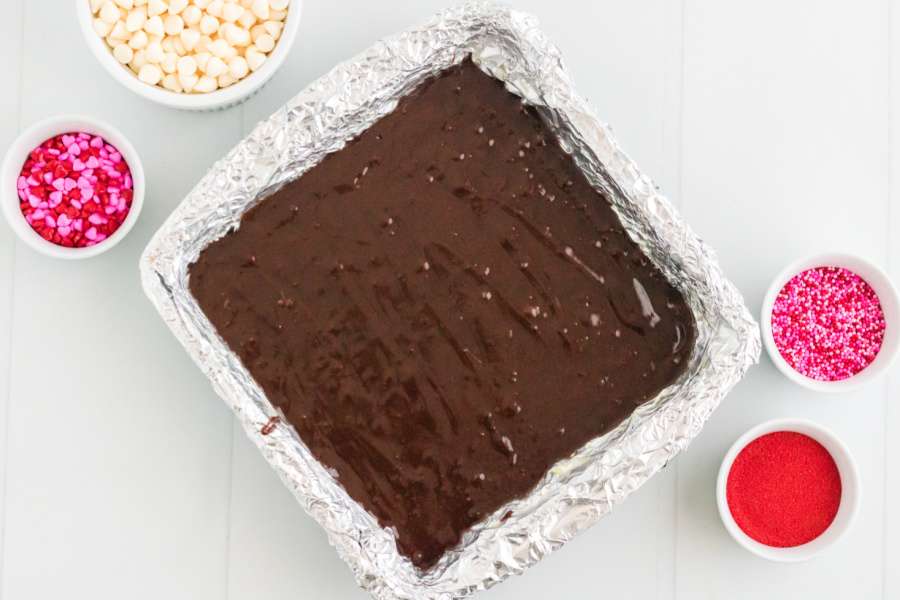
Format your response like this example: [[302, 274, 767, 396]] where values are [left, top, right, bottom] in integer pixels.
[[1, 115, 145, 260], [76, 1, 303, 111], [760, 252, 900, 393], [716, 418, 859, 562]]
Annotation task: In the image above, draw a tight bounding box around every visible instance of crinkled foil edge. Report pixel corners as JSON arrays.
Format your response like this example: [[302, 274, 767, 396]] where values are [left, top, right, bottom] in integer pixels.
[[140, 3, 760, 599]]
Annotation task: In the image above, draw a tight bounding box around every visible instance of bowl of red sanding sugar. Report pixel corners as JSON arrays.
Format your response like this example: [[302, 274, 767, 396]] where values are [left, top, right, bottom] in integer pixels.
[[761, 253, 900, 392], [717, 418, 859, 562], [1, 115, 144, 259]]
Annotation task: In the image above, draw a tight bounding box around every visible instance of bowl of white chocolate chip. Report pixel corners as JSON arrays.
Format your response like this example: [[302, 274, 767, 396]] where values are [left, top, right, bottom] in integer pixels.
[[78, 0, 301, 111]]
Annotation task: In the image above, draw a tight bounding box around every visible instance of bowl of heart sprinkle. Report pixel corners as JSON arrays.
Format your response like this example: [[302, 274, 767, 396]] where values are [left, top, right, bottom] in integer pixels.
[[761, 254, 899, 392], [717, 419, 859, 562], [2, 115, 144, 259], [18, 132, 133, 247]]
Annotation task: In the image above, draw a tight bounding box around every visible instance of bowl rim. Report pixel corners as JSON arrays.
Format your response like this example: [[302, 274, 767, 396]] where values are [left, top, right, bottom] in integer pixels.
[[715, 418, 860, 562], [1, 114, 146, 260], [760, 252, 900, 393], [76, 0, 303, 111]]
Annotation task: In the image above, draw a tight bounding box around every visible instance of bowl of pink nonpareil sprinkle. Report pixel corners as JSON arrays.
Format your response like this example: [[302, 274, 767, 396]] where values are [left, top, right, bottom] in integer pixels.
[[761, 253, 900, 392], [1, 114, 145, 259]]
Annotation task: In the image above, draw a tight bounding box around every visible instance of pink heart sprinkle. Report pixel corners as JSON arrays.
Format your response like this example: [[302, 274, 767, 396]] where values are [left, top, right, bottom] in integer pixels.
[[85, 226, 98, 241], [52, 178, 64, 191]]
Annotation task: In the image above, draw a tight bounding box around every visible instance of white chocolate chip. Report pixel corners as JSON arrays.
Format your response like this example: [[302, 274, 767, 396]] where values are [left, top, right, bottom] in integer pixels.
[[194, 74, 218, 92], [206, 0, 224, 17], [147, 0, 167, 17], [99, 1, 122, 24], [93, 17, 113, 37], [250, 0, 269, 19], [245, 46, 265, 70], [228, 55, 248, 78], [268, 8, 286, 20], [145, 40, 164, 63], [199, 14, 219, 34], [177, 55, 197, 75], [194, 0, 211, 7], [262, 19, 281, 39], [161, 52, 178, 73], [130, 48, 147, 69], [109, 20, 130, 39], [224, 25, 250, 46], [128, 29, 149, 48], [163, 14, 184, 34], [91, 0, 106, 14], [178, 71, 199, 92], [124, 7, 145, 31], [180, 27, 201, 51], [162, 73, 183, 92], [253, 32, 274, 52], [269, 0, 289, 10], [218, 73, 237, 87], [194, 51, 211, 71], [143, 14, 164, 36], [112, 43, 134, 64], [204, 55, 228, 77], [207, 38, 232, 58], [222, 2, 244, 22], [138, 63, 162, 84], [236, 10, 257, 29], [167, 0, 188, 15], [182, 5, 202, 25]]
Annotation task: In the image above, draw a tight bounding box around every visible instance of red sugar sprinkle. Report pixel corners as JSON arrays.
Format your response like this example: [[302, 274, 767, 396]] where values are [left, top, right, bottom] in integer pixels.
[[726, 431, 841, 547], [771, 266, 885, 381], [16, 132, 133, 248]]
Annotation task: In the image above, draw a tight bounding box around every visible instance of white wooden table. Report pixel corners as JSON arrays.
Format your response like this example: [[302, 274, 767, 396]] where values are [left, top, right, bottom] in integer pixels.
[[1, 1, 897, 598]]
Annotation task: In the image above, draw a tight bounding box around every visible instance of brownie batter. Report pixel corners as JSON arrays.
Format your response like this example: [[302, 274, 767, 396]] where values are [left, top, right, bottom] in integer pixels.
[[190, 60, 696, 570]]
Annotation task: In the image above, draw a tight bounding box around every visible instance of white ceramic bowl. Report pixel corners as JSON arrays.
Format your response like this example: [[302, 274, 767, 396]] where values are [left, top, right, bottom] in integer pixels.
[[716, 418, 859, 562], [760, 252, 900, 393], [1, 115, 145, 259], [76, 1, 303, 111]]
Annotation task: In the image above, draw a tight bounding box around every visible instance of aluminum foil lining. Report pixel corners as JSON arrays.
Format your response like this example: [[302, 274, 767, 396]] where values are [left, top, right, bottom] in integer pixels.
[[140, 3, 760, 598]]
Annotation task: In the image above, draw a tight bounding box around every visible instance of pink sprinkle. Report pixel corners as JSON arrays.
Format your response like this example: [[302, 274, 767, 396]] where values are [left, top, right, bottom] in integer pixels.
[[771, 266, 886, 381]]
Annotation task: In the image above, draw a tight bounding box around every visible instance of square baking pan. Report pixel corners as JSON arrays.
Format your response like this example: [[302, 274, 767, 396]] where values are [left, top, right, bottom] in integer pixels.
[[140, 3, 760, 598]]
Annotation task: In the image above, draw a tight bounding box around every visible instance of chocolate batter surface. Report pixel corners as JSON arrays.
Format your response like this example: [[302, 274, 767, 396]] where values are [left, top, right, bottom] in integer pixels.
[[190, 61, 695, 570]]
